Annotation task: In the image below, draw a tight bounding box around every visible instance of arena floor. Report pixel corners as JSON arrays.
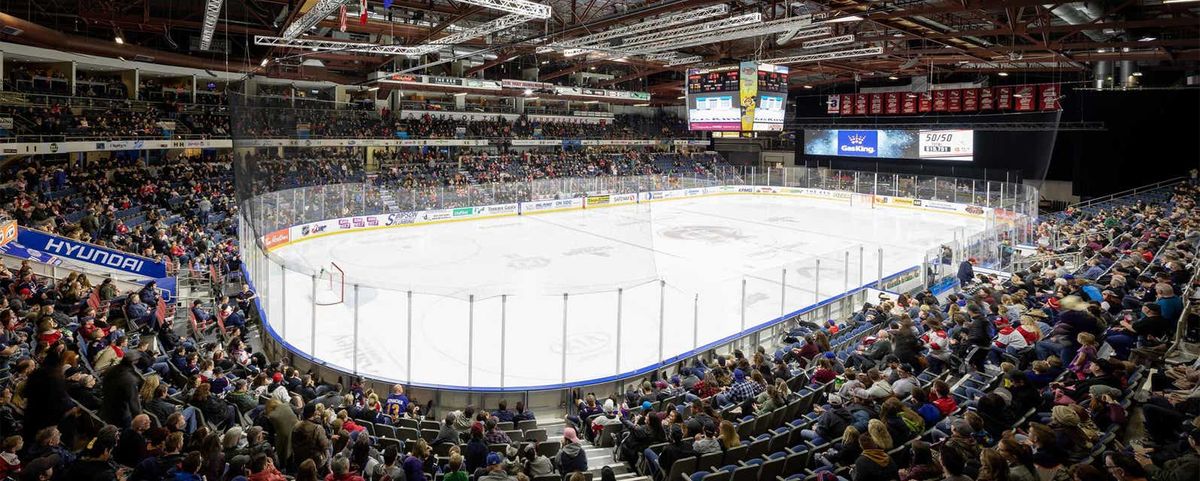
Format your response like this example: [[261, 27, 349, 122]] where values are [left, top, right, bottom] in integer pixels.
[[266, 195, 985, 389]]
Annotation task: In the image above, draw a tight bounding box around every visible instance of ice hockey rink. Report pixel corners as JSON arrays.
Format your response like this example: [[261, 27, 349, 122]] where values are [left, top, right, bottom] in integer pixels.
[[263, 194, 986, 389]]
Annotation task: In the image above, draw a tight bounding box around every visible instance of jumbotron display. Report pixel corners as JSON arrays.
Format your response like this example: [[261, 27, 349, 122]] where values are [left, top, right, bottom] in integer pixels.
[[803, 128, 975, 161], [686, 62, 789, 131]]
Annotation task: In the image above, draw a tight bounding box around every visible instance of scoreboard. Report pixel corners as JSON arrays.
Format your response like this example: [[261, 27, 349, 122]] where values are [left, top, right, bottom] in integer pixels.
[[686, 62, 789, 131], [687, 68, 739, 94]]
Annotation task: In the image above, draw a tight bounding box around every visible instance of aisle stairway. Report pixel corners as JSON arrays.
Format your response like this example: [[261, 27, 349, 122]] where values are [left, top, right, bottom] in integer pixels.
[[544, 421, 651, 481]]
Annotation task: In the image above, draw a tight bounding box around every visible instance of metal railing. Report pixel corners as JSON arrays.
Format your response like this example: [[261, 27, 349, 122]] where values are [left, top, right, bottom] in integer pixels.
[[1066, 176, 1186, 209]]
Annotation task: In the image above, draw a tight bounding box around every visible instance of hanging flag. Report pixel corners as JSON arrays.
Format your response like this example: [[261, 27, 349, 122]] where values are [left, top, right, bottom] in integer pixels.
[[360, 0, 369, 24], [339, 4, 348, 32]]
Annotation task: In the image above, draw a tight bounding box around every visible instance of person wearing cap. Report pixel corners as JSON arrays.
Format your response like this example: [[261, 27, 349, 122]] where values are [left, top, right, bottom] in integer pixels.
[[941, 419, 980, 464], [478, 452, 514, 481], [721, 368, 761, 407], [290, 403, 330, 471], [554, 427, 587, 476], [802, 394, 851, 444], [464, 422, 489, 473]]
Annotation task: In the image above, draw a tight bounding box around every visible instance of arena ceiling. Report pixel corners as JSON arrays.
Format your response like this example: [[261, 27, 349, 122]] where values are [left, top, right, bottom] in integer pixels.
[[0, 0, 1197, 102]]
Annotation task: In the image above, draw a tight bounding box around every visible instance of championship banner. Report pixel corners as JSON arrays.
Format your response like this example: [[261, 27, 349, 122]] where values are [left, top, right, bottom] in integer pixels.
[[15, 227, 167, 278], [932, 90, 947, 111], [962, 89, 979, 111], [1039, 84, 1061, 110], [1014, 86, 1036, 111], [869, 94, 883, 115], [947, 89, 962, 112], [884, 93, 900, 114], [824, 84, 1061, 115]]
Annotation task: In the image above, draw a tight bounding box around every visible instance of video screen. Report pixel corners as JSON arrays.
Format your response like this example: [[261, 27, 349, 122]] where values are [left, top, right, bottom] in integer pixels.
[[803, 129, 974, 161]]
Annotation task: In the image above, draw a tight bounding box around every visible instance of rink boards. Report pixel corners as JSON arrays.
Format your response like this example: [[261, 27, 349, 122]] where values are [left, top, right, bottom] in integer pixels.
[[261, 184, 995, 253]]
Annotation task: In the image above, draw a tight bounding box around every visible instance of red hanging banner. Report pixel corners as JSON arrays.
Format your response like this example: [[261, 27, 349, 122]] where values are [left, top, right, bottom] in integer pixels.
[[361, 0, 369, 24], [339, 4, 348, 32], [854, 94, 868, 115], [1014, 85, 1036, 111], [932, 90, 947, 111], [901, 94, 917, 114], [1039, 84, 1061, 110], [962, 89, 978, 111], [918, 93, 933, 112], [979, 88, 995, 110], [947, 89, 962, 112], [840, 94, 855, 115], [996, 87, 1012, 110], [885, 92, 900, 114], [869, 93, 883, 114]]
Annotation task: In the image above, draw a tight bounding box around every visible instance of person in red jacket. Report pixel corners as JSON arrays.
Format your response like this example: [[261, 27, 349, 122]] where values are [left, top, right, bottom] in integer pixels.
[[929, 380, 958, 417], [248, 453, 288, 481]]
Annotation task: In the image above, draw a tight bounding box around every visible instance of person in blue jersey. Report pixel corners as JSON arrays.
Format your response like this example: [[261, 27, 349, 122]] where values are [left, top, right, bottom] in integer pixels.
[[385, 384, 409, 422]]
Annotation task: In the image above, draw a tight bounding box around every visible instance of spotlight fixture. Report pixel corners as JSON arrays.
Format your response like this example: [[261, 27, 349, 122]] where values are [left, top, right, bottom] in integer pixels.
[[803, 85, 813, 89], [260, 58, 270, 67], [114, 35, 124, 44], [998, 72, 1009, 76], [888, 75, 899, 80], [1132, 71, 1143, 77], [523, 89, 533, 96]]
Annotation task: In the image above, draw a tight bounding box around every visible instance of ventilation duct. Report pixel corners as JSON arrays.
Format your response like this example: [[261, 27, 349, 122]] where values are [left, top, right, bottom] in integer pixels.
[[1046, 2, 1112, 42]]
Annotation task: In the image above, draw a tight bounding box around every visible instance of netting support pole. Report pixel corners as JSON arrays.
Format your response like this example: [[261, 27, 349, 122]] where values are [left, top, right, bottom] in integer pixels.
[[859, 246, 864, 287], [877, 248, 885, 290], [500, 295, 507, 389], [693, 294, 699, 350], [310, 274, 317, 357], [352, 284, 359, 376], [615, 288, 623, 376], [844, 251, 850, 294], [406, 290, 413, 386], [468, 294, 475, 388], [815, 259, 821, 305], [658, 280, 665, 365], [740, 279, 747, 334], [561, 293, 569, 384], [780, 268, 787, 317], [281, 271, 287, 340]]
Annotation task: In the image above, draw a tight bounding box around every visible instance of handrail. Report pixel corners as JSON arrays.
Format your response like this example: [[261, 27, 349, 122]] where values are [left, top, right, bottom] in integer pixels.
[[1065, 176, 1185, 210]]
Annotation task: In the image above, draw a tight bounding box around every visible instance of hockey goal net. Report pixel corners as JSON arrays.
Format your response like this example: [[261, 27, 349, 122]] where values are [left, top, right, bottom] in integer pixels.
[[850, 193, 875, 209], [314, 263, 345, 306]]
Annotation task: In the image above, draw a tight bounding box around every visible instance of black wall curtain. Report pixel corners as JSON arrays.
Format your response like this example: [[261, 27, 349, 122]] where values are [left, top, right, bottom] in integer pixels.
[[791, 86, 1200, 198]]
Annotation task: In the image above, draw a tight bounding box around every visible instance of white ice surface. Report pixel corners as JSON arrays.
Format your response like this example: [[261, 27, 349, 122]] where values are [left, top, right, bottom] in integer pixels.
[[266, 195, 984, 389]]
